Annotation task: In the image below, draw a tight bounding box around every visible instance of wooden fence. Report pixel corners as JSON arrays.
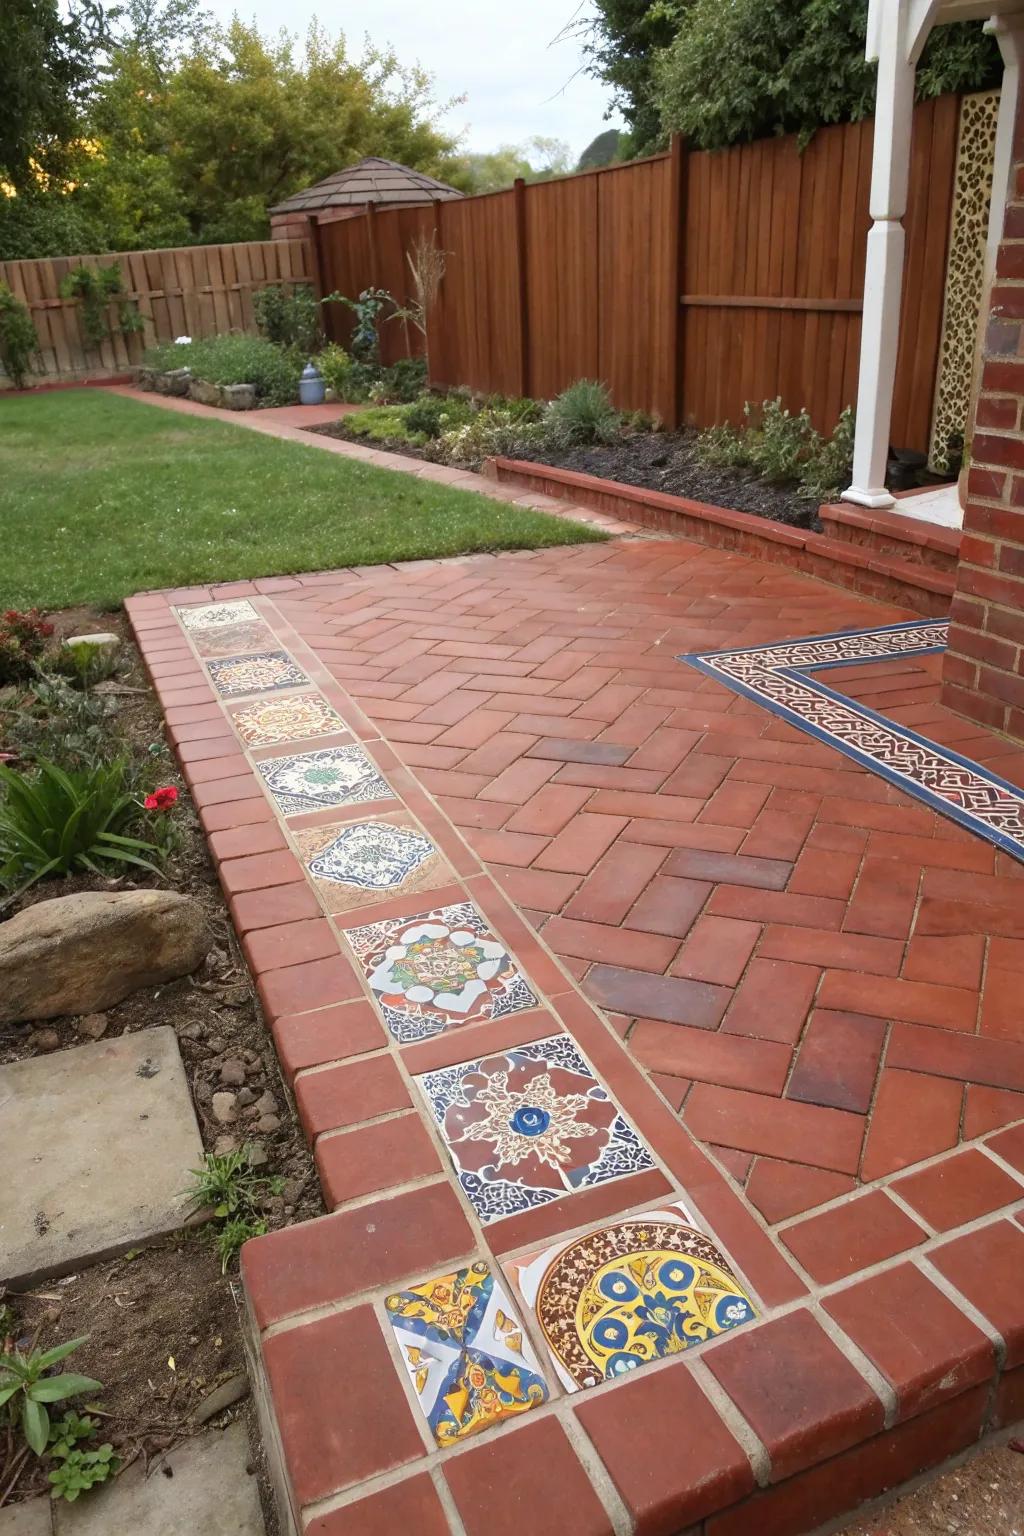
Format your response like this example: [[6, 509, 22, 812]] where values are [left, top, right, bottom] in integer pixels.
[[316, 95, 961, 451], [1, 238, 314, 380]]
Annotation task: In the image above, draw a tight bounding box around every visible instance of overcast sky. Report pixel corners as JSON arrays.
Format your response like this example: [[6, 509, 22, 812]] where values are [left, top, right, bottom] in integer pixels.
[[204, 0, 622, 160]]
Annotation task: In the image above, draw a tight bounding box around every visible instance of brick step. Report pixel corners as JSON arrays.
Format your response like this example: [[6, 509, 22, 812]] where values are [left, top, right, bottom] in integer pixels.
[[818, 497, 961, 573], [487, 457, 955, 617]]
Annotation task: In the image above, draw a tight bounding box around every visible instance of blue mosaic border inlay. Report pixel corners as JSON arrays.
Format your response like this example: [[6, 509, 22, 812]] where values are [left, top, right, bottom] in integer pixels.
[[680, 620, 1024, 862]]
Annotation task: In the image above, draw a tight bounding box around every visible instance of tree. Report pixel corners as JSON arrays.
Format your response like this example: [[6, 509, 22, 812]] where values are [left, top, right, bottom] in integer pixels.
[[575, 0, 682, 153], [652, 0, 1001, 151], [75, 19, 464, 248], [458, 136, 573, 193], [1, 0, 110, 191], [577, 129, 622, 171]]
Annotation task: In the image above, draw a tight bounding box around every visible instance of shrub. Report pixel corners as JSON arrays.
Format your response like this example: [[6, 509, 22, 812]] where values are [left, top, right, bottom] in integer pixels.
[[693, 397, 855, 501], [345, 404, 429, 446], [0, 608, 55, 684], [317, 342, 352, 399], [404, 393, 475, 438], [0, 284, 39, 390], [143, 335, 301, 405], [544, 379, 622, 448], [3, 675, 112, 775], [378, 356, 428, 403], [252, 284, 321, 353], [0, 759, 163, 897], [433, 407, 545, 469]]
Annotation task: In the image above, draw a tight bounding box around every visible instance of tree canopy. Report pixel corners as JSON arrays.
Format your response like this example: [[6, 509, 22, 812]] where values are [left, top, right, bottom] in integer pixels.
[[458, 136, 574, 194], [1, 0, 110, 193], [0, 5, 466, 256], [582, 0, 1001, 154]]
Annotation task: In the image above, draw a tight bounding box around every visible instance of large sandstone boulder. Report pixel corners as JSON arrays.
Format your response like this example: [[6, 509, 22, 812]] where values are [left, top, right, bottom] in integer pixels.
[[0, 890, 210, 1024]]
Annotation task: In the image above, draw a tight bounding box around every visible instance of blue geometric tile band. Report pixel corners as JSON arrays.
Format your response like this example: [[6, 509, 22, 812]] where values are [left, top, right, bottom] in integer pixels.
[[255, 745, 392, 816], [308, 822, 435, 890], [681, 620, 1024, 861]]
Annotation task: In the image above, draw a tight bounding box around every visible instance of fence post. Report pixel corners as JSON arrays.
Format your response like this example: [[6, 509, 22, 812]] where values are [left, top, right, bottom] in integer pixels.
[[366, 201, 380, 290], [667, 132, 687, 429], [513, 177, 531, 398], [428, 200, 445, 388]]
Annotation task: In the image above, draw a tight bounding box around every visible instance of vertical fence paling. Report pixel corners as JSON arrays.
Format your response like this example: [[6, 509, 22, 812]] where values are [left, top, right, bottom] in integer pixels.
[[0, 238, 314, 382]]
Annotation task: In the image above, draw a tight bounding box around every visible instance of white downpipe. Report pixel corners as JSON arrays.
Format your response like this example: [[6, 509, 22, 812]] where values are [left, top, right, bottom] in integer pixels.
[[844, 1, 920, 509]]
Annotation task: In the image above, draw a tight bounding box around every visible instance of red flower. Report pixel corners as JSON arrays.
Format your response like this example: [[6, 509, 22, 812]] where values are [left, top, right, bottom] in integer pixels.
[[145, 786, 179, 811]]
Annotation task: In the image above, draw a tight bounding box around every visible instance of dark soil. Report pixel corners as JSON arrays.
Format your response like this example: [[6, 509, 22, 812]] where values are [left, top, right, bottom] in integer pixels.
[[838, 1439, 1024, 1536], [515, 427, 819, 529], [306, 417, 819, 529], [0, 612, 318, 1520]]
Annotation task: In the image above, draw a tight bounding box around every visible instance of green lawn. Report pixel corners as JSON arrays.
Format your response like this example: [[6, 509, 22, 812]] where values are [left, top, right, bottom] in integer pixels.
[[0, 390, 603, 609]]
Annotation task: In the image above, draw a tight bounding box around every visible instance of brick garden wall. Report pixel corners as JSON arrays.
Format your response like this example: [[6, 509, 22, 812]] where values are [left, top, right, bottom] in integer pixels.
[[942, 90, 1024, 737]]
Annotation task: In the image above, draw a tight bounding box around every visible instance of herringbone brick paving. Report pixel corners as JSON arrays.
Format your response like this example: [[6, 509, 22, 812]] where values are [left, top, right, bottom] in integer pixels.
[[264, 539, 1024, 1229]]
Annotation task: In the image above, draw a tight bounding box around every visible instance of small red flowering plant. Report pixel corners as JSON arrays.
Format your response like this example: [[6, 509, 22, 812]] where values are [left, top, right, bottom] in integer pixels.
[[144, 785, 178, 811], [0, 609, 56, 685]]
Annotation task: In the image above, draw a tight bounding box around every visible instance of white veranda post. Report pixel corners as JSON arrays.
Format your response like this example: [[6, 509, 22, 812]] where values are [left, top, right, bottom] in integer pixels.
[[844, 0, 933, 509]]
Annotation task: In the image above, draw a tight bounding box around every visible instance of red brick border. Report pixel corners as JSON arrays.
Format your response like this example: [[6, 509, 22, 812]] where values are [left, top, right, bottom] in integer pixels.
[[126, 565, 1024, 1536]]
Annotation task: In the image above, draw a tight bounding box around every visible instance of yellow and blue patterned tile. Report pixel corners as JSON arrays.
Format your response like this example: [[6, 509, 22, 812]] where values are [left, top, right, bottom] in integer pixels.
[[507, 1202, 756, 1391], [383, 1260, 549, 1445]]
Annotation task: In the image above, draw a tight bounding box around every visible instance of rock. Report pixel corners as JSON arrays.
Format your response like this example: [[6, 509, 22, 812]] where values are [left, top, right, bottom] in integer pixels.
[[253, 1090, 277, 1117], [156, 367, 191, 397], [221, 383, 256, 411], [65, 632, 120, 652], [0, 890, 210, 1025], [211, 1092, 237, 1125], [191, 1372, 250, 1425], [188, 377, 222, 408], [219, 1058, 246, 1087], [27, 1028, 60, 1052], [256, 1113, 281, 1134], [236, 1087, 257, 1107], [244, 1141, 268, 1167], [77, 1013, 108, 1040], [213, 1135, 238, 1156], [206, 1036, 226, 1053]]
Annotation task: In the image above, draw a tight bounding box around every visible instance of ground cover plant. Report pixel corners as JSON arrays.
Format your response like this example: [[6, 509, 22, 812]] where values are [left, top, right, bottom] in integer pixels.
[[0, 389, 603, 609]]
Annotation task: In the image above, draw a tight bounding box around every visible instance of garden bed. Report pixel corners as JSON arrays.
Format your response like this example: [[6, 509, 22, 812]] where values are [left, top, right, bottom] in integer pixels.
[[0, 610, 317, 1521]]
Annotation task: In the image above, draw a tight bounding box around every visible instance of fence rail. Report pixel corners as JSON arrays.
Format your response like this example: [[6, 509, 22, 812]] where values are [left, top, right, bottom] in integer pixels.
[[315, 95, 962, 451], [1, 238, 314, 381]]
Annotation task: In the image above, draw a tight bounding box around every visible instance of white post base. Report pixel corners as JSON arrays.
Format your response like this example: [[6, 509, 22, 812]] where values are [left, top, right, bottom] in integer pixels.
[[841, 484, 897, 509]]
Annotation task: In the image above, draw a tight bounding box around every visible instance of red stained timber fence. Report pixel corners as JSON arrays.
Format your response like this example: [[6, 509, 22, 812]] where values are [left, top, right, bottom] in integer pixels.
[[316, 94, 961, 452]]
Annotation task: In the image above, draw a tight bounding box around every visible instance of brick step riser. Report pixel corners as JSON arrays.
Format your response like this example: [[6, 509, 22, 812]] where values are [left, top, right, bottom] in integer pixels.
[[488, 458, 954, 617]]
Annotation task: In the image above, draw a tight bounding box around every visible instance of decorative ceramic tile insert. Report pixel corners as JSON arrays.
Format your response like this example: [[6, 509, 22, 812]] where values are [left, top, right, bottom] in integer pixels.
[[345, 899, 537, 1045], [208, 650, 309, 698], [230, 693, 346, 748], [508, 1203, 756, 1391], [191, 620, 278, 659], [416, 1032, 656, 1224], [294, 814, 452, 915], [177, 599, 259, 630], [255, 744, 392, 817], [683, 620, 1024, 861], [383, 1260, 548, 1446]]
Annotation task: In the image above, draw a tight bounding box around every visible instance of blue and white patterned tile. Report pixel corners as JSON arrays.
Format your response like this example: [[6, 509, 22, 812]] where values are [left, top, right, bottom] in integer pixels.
[[416, 1032, 656, 1224], [255, 744, 392, 817], [682, 619, 1024, 862], [177, 599, 259, 631], [344, 898, 538, 1044], [207, 650, 309, 697], [294, 814, 453, 915]]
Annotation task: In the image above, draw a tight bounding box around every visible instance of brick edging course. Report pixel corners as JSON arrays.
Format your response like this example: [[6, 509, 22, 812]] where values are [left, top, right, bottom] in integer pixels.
[[126, 559, 1024, 1536]]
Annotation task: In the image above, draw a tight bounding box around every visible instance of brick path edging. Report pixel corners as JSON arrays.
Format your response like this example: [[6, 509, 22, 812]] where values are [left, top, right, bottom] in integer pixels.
[[124, 562, 1024, 1536]]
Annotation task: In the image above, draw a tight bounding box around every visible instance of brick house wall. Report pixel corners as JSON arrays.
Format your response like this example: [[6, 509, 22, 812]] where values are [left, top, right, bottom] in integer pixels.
[[941, 91, 1024, 739]]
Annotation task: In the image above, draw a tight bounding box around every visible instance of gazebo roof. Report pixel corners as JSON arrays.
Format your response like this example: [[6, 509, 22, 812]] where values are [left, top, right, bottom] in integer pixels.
[[269, 157, 464, 215]]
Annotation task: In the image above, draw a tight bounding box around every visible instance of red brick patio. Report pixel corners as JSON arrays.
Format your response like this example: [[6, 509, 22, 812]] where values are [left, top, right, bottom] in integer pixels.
[[127, 534, 1024, 1536]]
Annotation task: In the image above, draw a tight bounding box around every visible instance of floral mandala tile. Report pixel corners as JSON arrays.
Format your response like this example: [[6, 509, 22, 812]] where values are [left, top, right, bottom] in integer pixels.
[[191, 620, 278, 659], [229, 693, 346, 748], [176, 599, 259, 630], [207, 650, 309, 698], [254, 744, 393, 817], [383, 1260, 548, 1446], [293, 815, 454, 915], [416, 1031, 656, 1224], [344, 899, 537, 1045], [507, 1202, 756, 1391]]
